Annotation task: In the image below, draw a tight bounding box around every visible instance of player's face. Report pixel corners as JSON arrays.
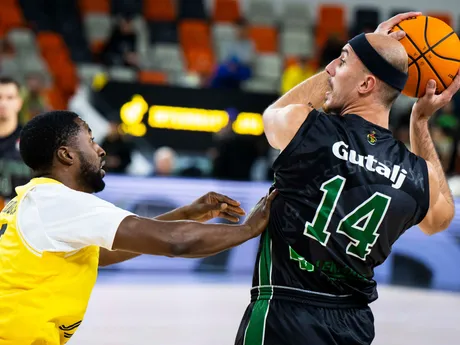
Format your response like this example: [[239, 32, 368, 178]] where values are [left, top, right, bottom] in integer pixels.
[[74, 120, 106, 193], [323, 45, 363, 114], [0, 83, 23, 122]]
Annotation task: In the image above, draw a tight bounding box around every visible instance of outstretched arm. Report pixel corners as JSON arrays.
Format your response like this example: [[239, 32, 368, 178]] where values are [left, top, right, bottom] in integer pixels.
[[111, 190, 277, 258], [410, 70, 460, 234], [99, 192, 246, 266]]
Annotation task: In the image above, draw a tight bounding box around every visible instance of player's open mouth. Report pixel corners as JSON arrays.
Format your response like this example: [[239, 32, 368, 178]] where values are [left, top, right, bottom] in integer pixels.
[[100, 161, 106, 176]]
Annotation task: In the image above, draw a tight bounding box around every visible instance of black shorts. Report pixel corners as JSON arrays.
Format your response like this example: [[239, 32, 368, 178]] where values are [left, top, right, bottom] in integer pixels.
[[234, 286, 375, 345]]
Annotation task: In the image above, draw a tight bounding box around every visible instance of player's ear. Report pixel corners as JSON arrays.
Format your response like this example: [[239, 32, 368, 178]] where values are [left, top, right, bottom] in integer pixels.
[[56, 146, 75, 166], [358, 74, 377, 95]]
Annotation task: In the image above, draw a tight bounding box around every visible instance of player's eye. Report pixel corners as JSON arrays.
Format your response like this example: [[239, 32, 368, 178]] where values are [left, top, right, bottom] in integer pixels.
[[90, 137, 95, 142], [339, 58, 345, 66]]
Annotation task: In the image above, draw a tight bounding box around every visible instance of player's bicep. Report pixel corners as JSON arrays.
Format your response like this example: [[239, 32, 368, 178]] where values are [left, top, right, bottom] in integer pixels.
[[112, 216, 179, 256], [418, 162, 454, 235], [263, 104, 313, 151]]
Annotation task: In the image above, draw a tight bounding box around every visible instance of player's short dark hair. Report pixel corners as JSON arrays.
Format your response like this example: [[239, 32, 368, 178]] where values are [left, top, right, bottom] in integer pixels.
[[373, 48, 408, 108], [0, 76, 21, 91], [20, 111, 81, 171]]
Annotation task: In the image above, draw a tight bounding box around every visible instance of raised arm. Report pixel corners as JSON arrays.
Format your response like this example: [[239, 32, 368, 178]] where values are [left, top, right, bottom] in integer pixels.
[[264, 11, 420, 152], [263, 71, 329, 151], [410, 70, 460, 234], [111, 190, 277, 258]]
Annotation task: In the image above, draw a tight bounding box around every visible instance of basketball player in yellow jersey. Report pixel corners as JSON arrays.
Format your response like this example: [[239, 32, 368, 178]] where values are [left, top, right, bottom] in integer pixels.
[[0, 110, 277, 345]]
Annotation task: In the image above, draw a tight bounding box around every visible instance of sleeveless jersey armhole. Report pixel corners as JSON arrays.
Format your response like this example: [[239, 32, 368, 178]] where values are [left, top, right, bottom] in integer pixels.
[[272, 109, 320, 170]]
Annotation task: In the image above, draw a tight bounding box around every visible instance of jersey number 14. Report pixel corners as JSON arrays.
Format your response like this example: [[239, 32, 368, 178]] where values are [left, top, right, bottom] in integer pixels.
[[304, 175, 391, 261]]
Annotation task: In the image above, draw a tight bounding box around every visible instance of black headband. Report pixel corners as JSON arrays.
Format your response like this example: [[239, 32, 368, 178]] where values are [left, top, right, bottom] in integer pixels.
[[348, 33, 408, 92]]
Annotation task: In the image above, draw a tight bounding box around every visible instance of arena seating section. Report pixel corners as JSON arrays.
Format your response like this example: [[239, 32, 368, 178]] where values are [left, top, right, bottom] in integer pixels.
[[0, 0, 456, 109]]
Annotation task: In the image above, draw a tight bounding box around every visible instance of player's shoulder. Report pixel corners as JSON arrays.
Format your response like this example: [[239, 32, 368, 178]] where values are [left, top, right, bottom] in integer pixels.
[[27, 183, 82, 200], [24, 183, 113, 210], [307, 110, 346, 132]]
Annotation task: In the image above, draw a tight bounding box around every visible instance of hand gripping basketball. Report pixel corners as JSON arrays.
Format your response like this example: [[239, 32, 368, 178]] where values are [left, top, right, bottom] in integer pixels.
[[375, 11, 423, 40], [412, 68, 460, 120]]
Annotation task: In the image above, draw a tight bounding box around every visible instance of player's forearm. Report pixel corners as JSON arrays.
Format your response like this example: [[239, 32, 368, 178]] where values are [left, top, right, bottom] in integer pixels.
[[113, 216, 256, 258], [154, 206, 190, 221], [268, 71, 330, 110], [410, 117, 454, 206], [164, 221, 255, 258]]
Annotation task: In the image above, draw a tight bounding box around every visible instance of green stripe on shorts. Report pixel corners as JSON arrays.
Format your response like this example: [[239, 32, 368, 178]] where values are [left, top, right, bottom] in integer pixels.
[[243, 231, 273, 345]]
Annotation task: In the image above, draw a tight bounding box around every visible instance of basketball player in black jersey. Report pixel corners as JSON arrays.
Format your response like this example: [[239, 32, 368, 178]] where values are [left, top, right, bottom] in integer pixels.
[[235, 12, 460, 345]]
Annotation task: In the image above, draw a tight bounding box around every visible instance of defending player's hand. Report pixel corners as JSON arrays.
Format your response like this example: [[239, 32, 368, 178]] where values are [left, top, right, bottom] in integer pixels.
[[374, 11, 422, 40], [412, 68, 460, 121], [184, 191, 246, 223], [243, 189, 278, 236]]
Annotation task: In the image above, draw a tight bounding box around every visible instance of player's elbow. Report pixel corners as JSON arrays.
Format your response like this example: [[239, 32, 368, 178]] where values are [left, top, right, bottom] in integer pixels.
[[420, 216, 453, 236]]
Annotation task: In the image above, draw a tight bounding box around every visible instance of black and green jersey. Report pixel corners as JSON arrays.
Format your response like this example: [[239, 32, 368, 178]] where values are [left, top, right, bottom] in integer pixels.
[[252, 110, 430, 304]]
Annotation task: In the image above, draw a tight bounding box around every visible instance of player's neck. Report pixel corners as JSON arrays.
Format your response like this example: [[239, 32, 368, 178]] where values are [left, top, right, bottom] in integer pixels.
[[340, 102, 390, 129], [0, 117, 18, 138]]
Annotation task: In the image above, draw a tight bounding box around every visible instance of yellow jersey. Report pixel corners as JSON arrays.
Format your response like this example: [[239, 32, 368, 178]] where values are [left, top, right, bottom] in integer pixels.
[[0, 178, 100, 345]]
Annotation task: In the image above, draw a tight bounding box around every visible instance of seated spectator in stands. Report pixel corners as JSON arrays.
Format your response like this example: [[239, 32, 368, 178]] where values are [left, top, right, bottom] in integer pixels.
[[100, 14, 139, 69], [280, 57, 315, 94], [19, 72, 50, 126], [153, 147, 176, 177], [209, 21, 254, 89], [318, 35, 344, 70], [100, 122, 134, 174], [0, 77, 30, 208]]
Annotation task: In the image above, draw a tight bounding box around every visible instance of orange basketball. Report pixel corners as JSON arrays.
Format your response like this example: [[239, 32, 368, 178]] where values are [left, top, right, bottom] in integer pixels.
[[391, 15, 460, 98]]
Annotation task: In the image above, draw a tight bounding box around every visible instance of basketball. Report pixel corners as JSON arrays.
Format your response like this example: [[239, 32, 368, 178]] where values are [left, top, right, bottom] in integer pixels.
[[391, 15, 460, 97]]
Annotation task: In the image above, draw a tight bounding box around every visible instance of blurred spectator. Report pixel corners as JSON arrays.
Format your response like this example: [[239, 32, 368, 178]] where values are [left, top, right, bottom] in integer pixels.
[[179, 159, 204, 178], [153, 147, 176, 176], [209, 21, 254, 89], [100, 14, 139, 69], [19, 72, 50, 126], [436, 101, 458, 132], [0, 77, 30, 207], [431, 101, 458, 172], [431, 124, 454, 172], [100, 122, 135, 174], [280, 57, 315, 94], [318, 36, 345, 70], [393, 112, 411, 149], [211, 110, 260, 181]]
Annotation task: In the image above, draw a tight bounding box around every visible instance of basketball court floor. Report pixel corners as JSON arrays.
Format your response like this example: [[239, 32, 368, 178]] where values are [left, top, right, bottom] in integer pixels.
[[71, 272, 460, 345]]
